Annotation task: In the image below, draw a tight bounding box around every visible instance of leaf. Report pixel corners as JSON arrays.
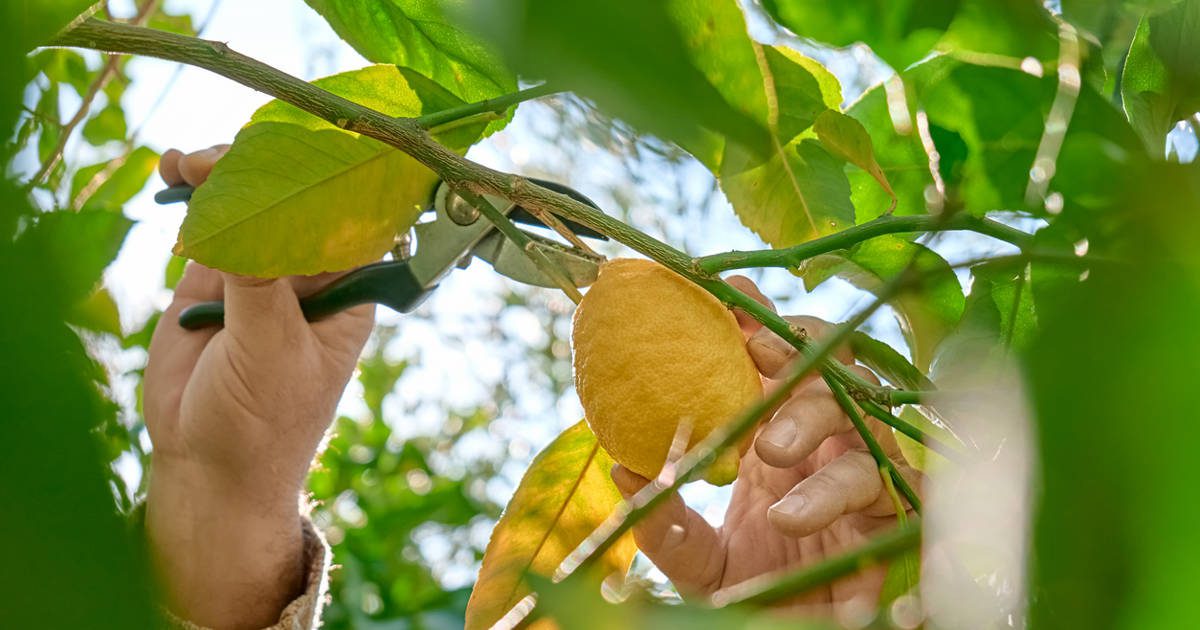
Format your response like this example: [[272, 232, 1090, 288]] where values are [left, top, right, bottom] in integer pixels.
[[177, 65, 487, 276], [1, 0, 95, 53], [801, 235, 964, 370], [849, 331, 933, 391], [939, 0, 1059, 61], [461, 0, 771, 164], [303, 1, 515, 103], [1121, 0, 1200, 154], [720, 138, 855, 247], [929, 262, 1034, 388], [762, 0, 963, 70], [32, 48, 92, 96], [72, 146, 160, 210], [847, 57, 1142, 220], [17, 209, 133, 307], [465, 421, 635, 630], [67, 286, 122, 336], [893, 406, 954, 473], [814, 109, 896, 210], [1027, 163, 1200, 628], [81, 103, 127, 145]]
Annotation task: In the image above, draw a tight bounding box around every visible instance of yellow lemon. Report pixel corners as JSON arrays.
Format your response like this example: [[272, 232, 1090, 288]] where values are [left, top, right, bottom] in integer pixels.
[[571, 258, 763, 486]]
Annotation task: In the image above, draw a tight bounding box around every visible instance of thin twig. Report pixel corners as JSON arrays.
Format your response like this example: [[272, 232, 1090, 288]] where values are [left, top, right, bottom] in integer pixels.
[[695, 213, 1033, 274], [829, 378, 921, 512], [28, 0, 161, 189]]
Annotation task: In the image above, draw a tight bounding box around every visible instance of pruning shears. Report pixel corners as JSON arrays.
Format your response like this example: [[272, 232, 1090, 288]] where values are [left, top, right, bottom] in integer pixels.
[[155, 178, 607, 330]]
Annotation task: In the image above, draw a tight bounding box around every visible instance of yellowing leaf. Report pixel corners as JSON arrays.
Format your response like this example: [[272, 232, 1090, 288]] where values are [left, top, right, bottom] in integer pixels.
[[465, 421, 635, 630], [176, 65, 487, 276], [814, 109, 896, 211]]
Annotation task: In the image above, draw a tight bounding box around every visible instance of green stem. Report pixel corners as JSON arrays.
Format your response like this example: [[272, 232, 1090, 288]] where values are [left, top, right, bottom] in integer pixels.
[[828, 378, 922, 513], [416, 82, 560, 130], [712, 522, 921, 607], [696, 213, 1033, 274], [859, 398, 965, 462], [888, 389, 934, 406]]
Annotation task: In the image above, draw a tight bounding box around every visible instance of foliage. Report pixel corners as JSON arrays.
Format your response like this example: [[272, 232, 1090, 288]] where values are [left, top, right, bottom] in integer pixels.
[[3, 0, 1199, 628]]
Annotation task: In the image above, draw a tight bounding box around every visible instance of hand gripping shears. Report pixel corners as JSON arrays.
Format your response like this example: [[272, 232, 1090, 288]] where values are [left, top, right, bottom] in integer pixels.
[[154, 179, 607, 330]]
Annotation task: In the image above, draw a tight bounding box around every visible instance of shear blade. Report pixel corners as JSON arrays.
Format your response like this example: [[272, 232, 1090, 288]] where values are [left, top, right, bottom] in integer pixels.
[[472, 230, 601, 288]]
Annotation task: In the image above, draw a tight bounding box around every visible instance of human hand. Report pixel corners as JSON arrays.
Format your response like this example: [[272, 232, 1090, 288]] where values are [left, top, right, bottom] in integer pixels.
[[144, 146, 375, 628], [612, 276, 919, 618]]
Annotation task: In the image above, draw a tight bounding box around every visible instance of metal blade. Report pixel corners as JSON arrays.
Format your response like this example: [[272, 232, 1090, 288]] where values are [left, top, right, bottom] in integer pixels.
[[471, 229, 603, 288]]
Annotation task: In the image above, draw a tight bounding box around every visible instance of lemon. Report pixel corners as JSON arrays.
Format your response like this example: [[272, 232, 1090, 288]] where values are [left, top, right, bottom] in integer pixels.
[[571, 258, 763, 486]]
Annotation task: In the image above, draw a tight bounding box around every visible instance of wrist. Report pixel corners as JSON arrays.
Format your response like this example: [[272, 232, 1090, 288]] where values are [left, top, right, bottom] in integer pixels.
[[146, 455, 308, 628]]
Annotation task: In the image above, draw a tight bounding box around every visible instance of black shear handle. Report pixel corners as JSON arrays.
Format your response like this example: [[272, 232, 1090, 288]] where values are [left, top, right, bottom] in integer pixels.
[[178, 261, 431, 330]]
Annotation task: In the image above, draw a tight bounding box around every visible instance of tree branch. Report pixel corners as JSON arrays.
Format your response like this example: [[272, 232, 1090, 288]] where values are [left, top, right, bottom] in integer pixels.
[[54, 17, 889, 404], [695, 213, 1034, 274]]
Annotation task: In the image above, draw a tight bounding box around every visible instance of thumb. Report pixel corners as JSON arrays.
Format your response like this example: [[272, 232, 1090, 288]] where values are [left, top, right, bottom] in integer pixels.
[[221, 273, 307, 349], [611, 465, 726, 597]]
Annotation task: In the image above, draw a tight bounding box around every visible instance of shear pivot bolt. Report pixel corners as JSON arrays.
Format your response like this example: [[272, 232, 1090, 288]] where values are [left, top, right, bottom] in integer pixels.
[[446, 194, 480, 226]]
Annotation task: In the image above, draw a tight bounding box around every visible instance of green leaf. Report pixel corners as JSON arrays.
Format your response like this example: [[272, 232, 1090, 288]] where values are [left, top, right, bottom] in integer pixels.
[[762, 0, 962, 70], [81, 103, 127, 145], [848, 57, 1141, 220], [801, 235, 964, 369], [849, 331, 933, 391], [1121, 0, 1200, 154], [1028, 162, 1200, 628], [72, 146, 159, 210], [17, 209, 133, 307], [1, 1, 95, 53], [32, 48, 92, 96], [929, 261, 1034, 387], [462, 0, 771, 163], [67, 286, 122, 336], [177, 65, 487, 276], [465, 421, 635, 630], [814, 109, 896, 210], [720, 138, 855, 247], [304, 0, 516, 134], [939, 0, 1058, 61]]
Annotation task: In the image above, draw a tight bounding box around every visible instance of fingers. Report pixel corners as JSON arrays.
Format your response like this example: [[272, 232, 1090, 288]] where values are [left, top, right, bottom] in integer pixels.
[[767, 451, 887, 537], [746, 315, 853, 379], [159, 149, 184, 185], [221, 273, 307, 348], [177, 144, 231, 187], [725, 275, 775, 340], [755, 377, 852, 468], [611, 465, 726, 596]]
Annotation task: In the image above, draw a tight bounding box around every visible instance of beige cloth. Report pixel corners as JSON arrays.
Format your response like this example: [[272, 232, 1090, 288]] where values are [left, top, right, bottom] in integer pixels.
[[137, 508, 331, 630]]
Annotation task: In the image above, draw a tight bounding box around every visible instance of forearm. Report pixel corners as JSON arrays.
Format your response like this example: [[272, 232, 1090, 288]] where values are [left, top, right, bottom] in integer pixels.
[[146, 458, 306, 630]]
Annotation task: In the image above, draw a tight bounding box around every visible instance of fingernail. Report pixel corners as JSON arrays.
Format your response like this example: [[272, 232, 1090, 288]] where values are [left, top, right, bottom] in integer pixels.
[[662, 524, 686, 550], [759, 419, 797, 450], [771, 495, 807, 519]]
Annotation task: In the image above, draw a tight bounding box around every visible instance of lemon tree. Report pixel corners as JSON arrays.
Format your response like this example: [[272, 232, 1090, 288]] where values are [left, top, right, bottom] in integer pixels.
[[7, 0, 1200, 628]]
